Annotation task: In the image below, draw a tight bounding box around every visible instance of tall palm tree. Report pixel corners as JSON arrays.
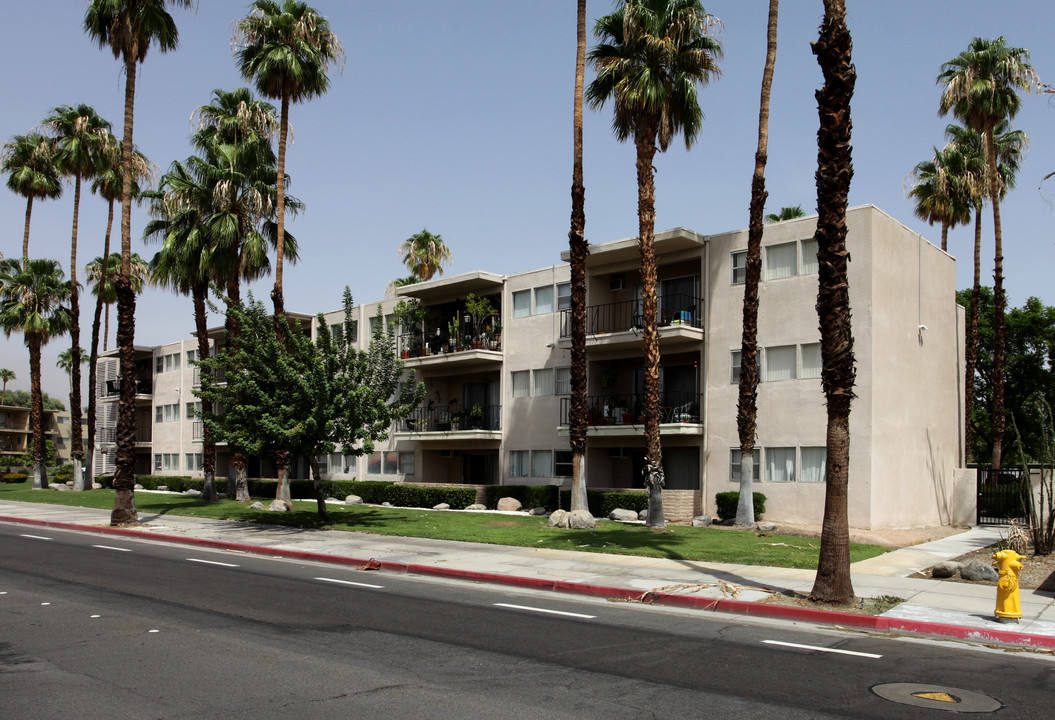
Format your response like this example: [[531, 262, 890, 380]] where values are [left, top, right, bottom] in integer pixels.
[[587, 0, 722, 528], [84, 0, 192, 525], [764, 205, 806, 223], [908, 147, 971, 253], [44, 104, 114, 490], [2, 133, 63, 259], [567, 0, 589, 514], [0, 368, 15, 405], [85, 252, 150, 349], [398, 229, 454, 283], [234, 0, 344, 324], [57, 347, 87, 391], [735, 0, 779, 527], [0, 258, 73, 489], [938, 36, 1039, 475], [809, 0, 856, 605]]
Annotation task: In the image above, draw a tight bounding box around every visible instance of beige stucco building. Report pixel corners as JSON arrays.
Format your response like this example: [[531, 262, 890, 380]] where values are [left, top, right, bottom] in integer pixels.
[[92, 205, 970, 529]]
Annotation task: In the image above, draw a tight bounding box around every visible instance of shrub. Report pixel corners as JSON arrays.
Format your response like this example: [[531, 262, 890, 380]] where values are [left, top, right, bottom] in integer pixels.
[[714, 491, 766, 521], [386, 484, 477, 509], [1, 472, 28, 483], [485, 484, 559, 510]]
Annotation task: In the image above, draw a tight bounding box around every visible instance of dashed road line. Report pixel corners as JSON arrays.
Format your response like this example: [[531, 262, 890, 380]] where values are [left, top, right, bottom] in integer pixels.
[[315, 577, 385, 589], [92, 545, 132, 552], [494, 603, 596, 619], [763, 639, 882, 659], [19, 534, 52, 541], [186, 558, 239, 568]]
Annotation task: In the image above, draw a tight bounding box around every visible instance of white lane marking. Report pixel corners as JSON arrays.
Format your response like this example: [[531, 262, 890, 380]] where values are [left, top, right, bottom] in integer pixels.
[[148, 629, 160, 633], [90, 615, 101, 618], [19, 534, 52, 541], [762, 640, 882, 659], [186, 558, 239, 568], [494, 603, 596, 619], [92, 545, 132, 552], [41, 602, 51, 606], [315, 577, 384, 589]]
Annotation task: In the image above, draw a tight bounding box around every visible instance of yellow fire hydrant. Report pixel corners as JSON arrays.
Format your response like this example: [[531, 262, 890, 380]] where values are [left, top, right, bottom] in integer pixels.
[[993, 549, 1025, 621]]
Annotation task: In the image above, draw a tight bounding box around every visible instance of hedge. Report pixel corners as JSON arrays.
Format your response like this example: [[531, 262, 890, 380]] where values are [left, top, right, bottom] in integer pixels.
[[714, 491, 766, 521], [484, 484, 559, 510], [1, 472, 28, 483]]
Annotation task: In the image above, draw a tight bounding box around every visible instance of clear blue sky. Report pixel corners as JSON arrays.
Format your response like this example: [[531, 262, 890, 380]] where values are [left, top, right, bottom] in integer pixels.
[[3, 1, 1054, 402]]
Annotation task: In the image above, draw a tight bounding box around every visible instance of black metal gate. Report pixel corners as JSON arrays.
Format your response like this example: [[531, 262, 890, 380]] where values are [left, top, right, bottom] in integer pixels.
[[976, 467, 1032, 525]]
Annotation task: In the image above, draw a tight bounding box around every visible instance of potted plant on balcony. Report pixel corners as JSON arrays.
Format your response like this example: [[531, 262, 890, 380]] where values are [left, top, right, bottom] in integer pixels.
[[465, 292, 497, 350], [447, 317, 460, 351], [469, 403, 484, 429], [393, 299, 426, 357]]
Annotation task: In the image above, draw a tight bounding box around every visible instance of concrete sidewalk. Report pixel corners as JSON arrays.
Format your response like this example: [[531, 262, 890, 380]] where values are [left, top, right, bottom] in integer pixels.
[[1, 498, 1053, 650]]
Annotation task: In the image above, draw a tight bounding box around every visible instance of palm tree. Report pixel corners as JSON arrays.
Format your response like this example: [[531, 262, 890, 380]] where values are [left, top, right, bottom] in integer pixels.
[[44, 104, 114, 490], [938, 36, 1039, 475], [907, 147, 971, 253], [567, 0, 589, 514], [587, 0, 722, 528], [57, 347, 88, 391], [85, 252, 150, 349], [398, 229, 454, 283], [809, 0, 856, 604], [0, 258, 73, 488], [735, 0, 779, 527], [234, 0, 344, 323], [84, 0, 192, 525], [763, 205, 805, 223], [2, 133, 63, 259], [0, 368, 15, 405]]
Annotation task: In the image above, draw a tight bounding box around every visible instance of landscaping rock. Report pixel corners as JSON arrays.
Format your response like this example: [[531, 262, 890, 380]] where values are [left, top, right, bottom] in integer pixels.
[[52, 484, 70, 492], [639, 509, 648, 520], [382, 501, 392, 507], [465, 503, 487, 511], [691, 515, 713, 528], [609, 508, 638, 522], [183, 489, 201, 496], [92, 483, 102, 490], [529, 506, 548, 516], [721, 518, 736, 526], [756, 522, 777, 532], [268, 499, 292, 512], [249, 501, 265, 509], [930, 560, 962, 579], [134, 484, 143, 490], [433, 503, 450, 510], [344, 495, 363, 505], [548, 509, 569, 528], [567, 509, 597, 529], [157, 485, 169, 492], [960, 561, 998, 582], [497, 497, 522, 512]]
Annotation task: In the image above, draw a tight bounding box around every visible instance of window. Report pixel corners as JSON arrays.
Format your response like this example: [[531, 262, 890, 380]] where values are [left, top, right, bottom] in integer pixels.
[[800, 447, 826, 483], [532, 368, 554, 397], [765, 242, 797, 280], [316, 455, 329, 474], [730, 350, 742, 384], [156, 352, 181, 373], [185, 453, 203, 472], [367, 452, 382, 475], [729, 448, 761, 483], [557, 282, 571, 311], [156, 404, 181, 422], [531, 450, 552, 478], [766, 447, 796, 482], [800, 238, 818, 275], [731, 251, 747, 285], [155, 454, 162, 472], [57, 415, 70, 424], [554, 450, 573, 477], [512, 290, 531, 318], [800, 343, 822, 379], [186, 401, 202, 418], [331, 453, 346, 473], [155, 453, 178, 471], [156, 356, 163, 373], [534, 285, 555, 314], [511, 370, 530, 398], [383, 451, 399, 475], [510, 450, 529, 478], [186, 349, 199, 362], [765, 345, 796, 382], [554, 366, 571, 395], [398, 451, 415, 475]]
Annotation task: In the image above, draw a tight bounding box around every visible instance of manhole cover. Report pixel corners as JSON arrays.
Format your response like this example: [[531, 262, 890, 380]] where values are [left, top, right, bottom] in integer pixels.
[[871, 683, 1003, 713]]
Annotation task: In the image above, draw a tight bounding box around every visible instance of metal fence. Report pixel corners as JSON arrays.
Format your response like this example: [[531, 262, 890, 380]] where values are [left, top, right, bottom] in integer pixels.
[[976, 466, 1032, 525]]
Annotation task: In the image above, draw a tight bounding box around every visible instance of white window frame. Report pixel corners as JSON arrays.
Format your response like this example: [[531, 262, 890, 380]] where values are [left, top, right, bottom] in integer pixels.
[[557, 282, 571, 311], [554, 366, 571, 395], [765, 241, 798, 281], [765, 447, 796, 483], [531, 450, 553, 478], [511, 370, 530, 398], [731, 250, 747, 285], [534, 285, 555, 315], [510, 450, 529, 478], [532, 368, 554, 397], [398, 451, 415, 475], [800, 238, 819, 275], [730, 350, 742, 384], [800, 342, 822, 380], [800, 447, 827, 483], [729, 448, 761, 483], [764, 345, 797, 382], [512, 290, 531, 318]]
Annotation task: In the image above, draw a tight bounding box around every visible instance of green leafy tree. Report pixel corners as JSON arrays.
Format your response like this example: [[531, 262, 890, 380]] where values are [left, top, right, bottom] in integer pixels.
[[0, 369, 14, 405], [234, 0, 345, 324], [587, 0, 722, 528], [84, 0, 193, 526], [0, 258, 73, 489], [19, 438, 57, 469], [2, 389, 66, 411], [2, 133, 63, 259]]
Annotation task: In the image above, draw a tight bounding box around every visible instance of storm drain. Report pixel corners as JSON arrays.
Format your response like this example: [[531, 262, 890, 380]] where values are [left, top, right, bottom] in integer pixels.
[[871, 683, 1003, 713]]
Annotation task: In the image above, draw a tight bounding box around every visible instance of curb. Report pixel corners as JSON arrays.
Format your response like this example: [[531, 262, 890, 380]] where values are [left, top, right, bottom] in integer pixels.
[[4, 514, 1053, 651]]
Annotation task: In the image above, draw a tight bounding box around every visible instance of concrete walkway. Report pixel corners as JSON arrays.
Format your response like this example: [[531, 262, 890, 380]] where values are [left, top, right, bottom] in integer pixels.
[[1, 498, 1053, 650]]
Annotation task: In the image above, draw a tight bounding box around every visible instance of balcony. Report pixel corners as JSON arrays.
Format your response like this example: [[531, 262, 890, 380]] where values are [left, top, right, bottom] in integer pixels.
[[397, 326, 502, 374], [558, 293, 704, 353], [96, 427, 153, 444], [100, 378, 153, 399], [558, 392, 703, 436], [395, 403, 501, 436]]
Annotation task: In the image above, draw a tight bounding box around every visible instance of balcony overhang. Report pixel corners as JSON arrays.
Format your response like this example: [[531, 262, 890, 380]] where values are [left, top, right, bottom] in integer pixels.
[[396, 271, 505, 304], [560, 227, 706, 268], [392, 429, 502, 443], [557, 324, 704, 354], [403, 348, 503, 374], [557, 422, 703, 439]]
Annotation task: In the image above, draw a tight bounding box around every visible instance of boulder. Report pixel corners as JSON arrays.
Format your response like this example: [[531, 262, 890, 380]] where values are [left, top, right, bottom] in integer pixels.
[[960, 561, 998, 582], [382, 501, 392, 507], [92, 482, 102, 490], [268, 499, 292, 512], [345, 495, 363, 505], [465, 503, 487, 511], [529, 506, 549, 516], [567, 509, 597, 529], [691, 515, 713, 528], [756, 522, 777, 532], [433, 503, 450, 510], [930, 560, 962, 579], [184, 489, 201, 496], [548, 509, 569, 528], [157, 485, 169, 492], [249, 502, 265, 509], [134, 484, 144, 490], [52, 483, 70, 492], [609, 508, 639, 522], [638, 509, 648, 520], [497, 497, 522, 512]]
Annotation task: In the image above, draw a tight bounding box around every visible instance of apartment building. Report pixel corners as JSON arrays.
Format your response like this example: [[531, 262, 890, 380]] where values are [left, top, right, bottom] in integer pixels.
[[93, 205, 969, 529], [0, 404, 61, 467]]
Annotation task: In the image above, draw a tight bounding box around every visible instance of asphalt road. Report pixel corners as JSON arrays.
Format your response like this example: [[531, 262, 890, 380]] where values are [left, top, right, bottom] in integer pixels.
[[1, 521, 1052, 719]]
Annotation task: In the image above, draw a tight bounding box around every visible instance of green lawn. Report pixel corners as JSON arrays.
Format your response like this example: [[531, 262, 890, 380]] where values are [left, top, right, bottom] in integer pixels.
[[0, 481, 889, 570]]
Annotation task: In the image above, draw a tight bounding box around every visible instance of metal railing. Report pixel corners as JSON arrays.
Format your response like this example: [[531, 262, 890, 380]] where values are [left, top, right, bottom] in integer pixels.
[[100, 378, 153, 398], [96, 427, 153, 443], [399, 404, 501, 432], [559, 293, 702, 337], [397, 332, 501, 358], [559, 391, 702, 426]]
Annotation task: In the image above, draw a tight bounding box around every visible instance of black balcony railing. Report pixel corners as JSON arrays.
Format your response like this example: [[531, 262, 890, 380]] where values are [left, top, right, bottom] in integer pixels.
[[101, 378, 153, 398], [397, 330, 501, 358], [96, 426, 152, 443], [559, 391, 701, 426], [559, 293, 702, 338], [399, 404, 501, 432]]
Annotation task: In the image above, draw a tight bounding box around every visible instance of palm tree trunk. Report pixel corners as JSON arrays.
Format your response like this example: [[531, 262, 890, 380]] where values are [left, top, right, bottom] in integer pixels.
[[22, 197, 33, 260], [86, 198, 114, 483], [193, 282, 218, 502], [634, 126, 664, 529], [69, 174, 86, 491], [940, 222, 949, 253], [28, 335, 47, 489], [965, 205, 982, 460], [271, 93, 290, 331], [810, 0, 856, 605], [736, 0, 779, 527], [987, 130, 1006, 472], [111, 53, 139, 527], [568, 0, 589, 514]]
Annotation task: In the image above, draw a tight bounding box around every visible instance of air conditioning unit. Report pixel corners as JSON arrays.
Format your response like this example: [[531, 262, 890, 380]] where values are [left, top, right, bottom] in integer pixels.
[[440, 449, 460, 458], [609, 274, 626, 292]]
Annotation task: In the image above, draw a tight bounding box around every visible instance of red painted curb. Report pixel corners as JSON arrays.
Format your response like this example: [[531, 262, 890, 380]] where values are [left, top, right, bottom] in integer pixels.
[[3, 514, 1053, 650]]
